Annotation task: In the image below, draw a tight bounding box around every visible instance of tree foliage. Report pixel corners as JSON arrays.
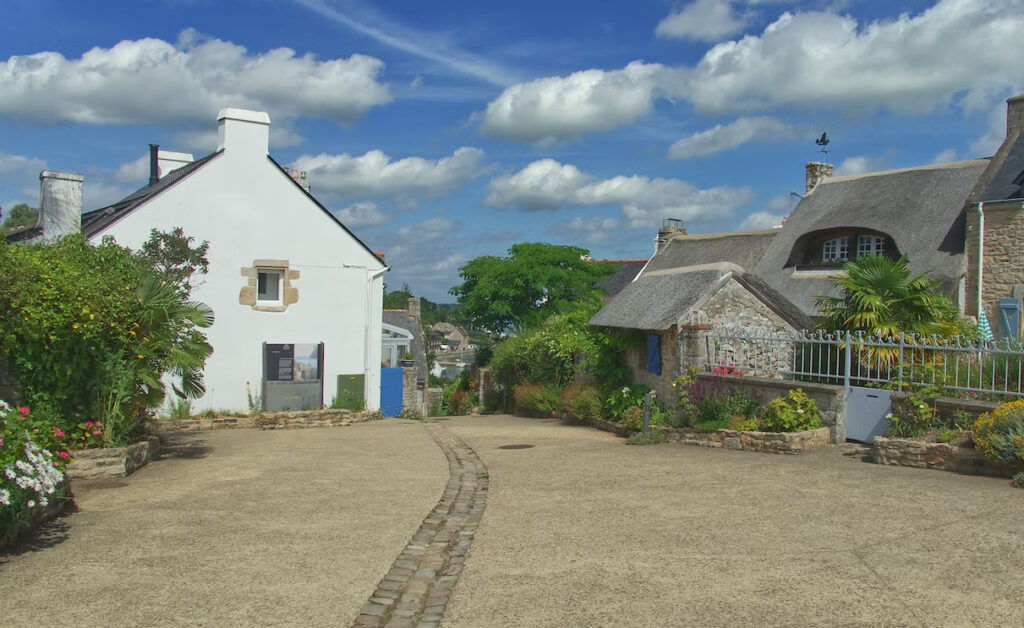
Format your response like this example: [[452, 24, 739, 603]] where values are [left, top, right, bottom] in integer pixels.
[[1, 203, 39, 230], [137, 227, 210, 295], [450, 242, 616, 334], [0, 232, 213, 445], [813, 254, 962, 337]]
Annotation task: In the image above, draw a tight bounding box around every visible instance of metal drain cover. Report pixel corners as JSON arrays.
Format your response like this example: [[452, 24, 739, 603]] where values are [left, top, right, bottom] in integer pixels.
[[498, 444, 534, 450]]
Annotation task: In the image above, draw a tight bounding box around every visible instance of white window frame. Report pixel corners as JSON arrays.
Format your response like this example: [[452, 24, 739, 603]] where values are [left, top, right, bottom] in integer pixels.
[[822, 237, 849, 262], [857, 235, 885, 257]]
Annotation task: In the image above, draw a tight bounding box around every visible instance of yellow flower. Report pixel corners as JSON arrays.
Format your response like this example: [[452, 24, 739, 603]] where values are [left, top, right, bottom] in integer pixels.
[[137, 354, 144, 359], [72, 323, 79, 329]]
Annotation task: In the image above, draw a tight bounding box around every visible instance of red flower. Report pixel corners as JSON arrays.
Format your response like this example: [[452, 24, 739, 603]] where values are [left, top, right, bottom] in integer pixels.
[[58, 451, 71, 459], [18, 407, 29, 414], [92, 430, 102, 435], [84, 421, 94, 428]]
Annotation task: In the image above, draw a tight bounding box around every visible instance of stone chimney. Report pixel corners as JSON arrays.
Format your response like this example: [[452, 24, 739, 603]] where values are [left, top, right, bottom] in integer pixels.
[[805, 161, 833, 194], [1007, 94, 1024, 138], [286, 168, 311, 192], [158, 150, 195, 178], [407, 297, 421, 323], [656, 219, 687, 253], [217, 108, 270, 160], [38, 170, 83, 242]]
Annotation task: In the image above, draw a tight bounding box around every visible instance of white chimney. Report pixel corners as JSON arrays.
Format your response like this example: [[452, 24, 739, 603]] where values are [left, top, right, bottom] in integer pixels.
[[39, 170, 83, 242], [216, 108, 270, 158], [158, 150, 194, 178]]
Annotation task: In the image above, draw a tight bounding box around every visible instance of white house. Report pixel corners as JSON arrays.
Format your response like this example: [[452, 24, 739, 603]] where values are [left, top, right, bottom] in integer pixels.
[[79, 108, 387, 412]]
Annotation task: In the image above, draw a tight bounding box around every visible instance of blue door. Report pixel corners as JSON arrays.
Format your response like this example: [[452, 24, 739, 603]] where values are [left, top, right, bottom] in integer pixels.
[[380, 368, 403, 417]]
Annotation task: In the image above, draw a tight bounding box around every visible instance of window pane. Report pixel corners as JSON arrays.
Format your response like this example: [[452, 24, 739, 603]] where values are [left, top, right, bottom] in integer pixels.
[[258, 271, 280, 301], [823, 237, 848, 261]]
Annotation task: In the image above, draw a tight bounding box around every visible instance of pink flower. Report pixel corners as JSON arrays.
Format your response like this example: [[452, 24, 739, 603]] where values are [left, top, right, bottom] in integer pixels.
[[84, 421, 94, 428], [53, 428, 65, 437], [92, 430, 101, 435], [18, 407, 29, 415], [33, 428, 38, 433], [58, 451, 70, 459], [95, 422, 102, 427]]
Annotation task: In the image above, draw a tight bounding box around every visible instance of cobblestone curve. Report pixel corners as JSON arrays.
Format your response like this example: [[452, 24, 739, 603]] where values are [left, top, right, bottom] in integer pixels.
[[353, 421, 488, 628]]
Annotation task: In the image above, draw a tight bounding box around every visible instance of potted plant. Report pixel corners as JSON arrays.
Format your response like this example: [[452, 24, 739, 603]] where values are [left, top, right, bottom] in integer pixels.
[[399, 352, 415, 367]]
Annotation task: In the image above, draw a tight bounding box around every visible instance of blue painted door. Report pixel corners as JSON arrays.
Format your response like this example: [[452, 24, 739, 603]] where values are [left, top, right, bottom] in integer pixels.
[[380, 368, 403, 417]]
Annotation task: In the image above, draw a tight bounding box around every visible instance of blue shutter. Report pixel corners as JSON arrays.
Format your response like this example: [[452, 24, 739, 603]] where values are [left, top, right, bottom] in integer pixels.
[[999, 298, 1021, 341], [646, 334, 662, 375]]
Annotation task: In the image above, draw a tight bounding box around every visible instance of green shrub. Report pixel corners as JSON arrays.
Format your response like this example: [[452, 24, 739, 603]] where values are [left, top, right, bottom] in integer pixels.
[[513, 383, 561, 416], [728, 416, 760, 431], [1012, 471, 1024, 489], [620, 406, 643, 431], [603, 384, 650, 420], [762, 389, 822, 432], [446, 389, 474, 416], [973, 400, 1024, 464], [936, 428, 960, 443], [560, 382, 603, 420], [483, 389, 504, 413], [627, 429, 666, 445], [330, 388, 365, 412], [167, 396, 192, 420]]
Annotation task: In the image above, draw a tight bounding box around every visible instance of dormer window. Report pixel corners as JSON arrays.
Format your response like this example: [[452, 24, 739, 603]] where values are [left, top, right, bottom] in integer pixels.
[[822, 237, 848, 262], [857, 235, 885, 257]]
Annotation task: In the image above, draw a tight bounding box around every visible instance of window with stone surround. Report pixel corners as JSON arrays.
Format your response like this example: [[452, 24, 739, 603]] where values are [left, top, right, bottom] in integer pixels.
[[240, 260, 299, 312]]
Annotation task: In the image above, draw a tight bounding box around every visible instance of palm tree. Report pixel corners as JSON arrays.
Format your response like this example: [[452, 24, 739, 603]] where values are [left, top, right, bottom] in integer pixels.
[[813, 254, 958, 369]]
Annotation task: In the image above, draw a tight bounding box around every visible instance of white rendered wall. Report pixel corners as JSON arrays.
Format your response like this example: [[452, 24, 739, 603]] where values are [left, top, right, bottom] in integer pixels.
[[91, 142, 384, 411]]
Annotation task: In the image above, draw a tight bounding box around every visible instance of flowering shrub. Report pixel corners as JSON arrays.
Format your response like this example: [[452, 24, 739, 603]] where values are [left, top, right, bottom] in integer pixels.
[[559, 382, 603, 420], [762, 388, 822, 432], [446, 390, 474, 416], [972, 400, 1024, 464], [513, 383, 562, 416], [603, 385, 650, 420], [711, 362, 742, 375], [1, 400, 68, 539]]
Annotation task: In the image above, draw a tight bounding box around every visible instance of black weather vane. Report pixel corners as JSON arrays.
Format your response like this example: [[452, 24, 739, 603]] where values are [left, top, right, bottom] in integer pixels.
[[815, 132, 830, 157]]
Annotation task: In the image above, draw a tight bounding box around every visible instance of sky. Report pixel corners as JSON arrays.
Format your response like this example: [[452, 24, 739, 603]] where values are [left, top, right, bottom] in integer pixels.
[[1, 0, 1023, 301]]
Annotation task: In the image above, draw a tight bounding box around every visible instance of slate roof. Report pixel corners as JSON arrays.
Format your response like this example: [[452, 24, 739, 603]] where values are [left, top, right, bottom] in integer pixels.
[[596, 259, 647, 298], [4, 222, 42, 243], [753, 159, 989, 316]]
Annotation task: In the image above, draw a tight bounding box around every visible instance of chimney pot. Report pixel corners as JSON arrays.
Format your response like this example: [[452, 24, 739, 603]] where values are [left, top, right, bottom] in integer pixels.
[[805, 161, 833, 194]]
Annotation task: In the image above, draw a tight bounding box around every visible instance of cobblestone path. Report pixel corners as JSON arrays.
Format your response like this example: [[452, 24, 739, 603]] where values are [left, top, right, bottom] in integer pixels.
[[353, 421, 488, 628]]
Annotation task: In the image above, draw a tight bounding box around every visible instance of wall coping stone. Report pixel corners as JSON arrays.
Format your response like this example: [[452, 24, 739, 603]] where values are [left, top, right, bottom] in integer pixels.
[[153, 408, 377, 433], [698, 372, 843, 396]]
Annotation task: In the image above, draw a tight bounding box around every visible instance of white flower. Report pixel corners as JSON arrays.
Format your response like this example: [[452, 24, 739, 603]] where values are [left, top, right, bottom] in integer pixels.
[[0, 399, 11, 413], [39, 497, 48, 508], [796, 409, 804, 414], [0, 489, 8, 506], [26, 500, 35, 509], [918, 404, 925, 410], [4, 468, 14, 480], [885, 413, 893, 419]]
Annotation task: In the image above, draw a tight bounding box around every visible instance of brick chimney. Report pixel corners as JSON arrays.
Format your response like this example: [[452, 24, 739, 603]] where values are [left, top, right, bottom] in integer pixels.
[[656, 219, 687, 253], [1007, 94, 1024, 138], [39, 170, 83, 242], [805, 161, 833, 194]]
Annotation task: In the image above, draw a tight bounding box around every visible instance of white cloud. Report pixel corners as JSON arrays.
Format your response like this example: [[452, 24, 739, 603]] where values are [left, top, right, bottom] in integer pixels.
[[687, 1, 1024, 115], [656, 0, 751, 42], [480, 61, 674, 144], [0, 29, 392, 126], [969, 100, 1011, 156], [0, 152, 46, 208], [738, 211, 785, 230], [668, 116, 801, 159], [548, 216, 621, 245], [931, 148, 958, 164], [291, 147, 486, 204], [486, 158, 754, 228], [113, 155, 149, 184], [333, 201, 389, 227], [834, 155, 887, 176]]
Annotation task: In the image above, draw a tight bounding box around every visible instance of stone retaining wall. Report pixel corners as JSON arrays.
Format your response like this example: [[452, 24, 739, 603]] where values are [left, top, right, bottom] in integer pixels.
[[661, 426, 832, 454], [153, 408, 377, 433], [873, 436, 1022, 477], [66, 437, 160, 479]]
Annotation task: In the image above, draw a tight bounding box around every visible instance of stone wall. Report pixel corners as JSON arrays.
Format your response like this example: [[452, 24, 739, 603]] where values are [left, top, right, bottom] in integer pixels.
[[702, 279, 796, 377], [966, 203, 1024, 323], [663, 426, 831, 454], [401, 366, 421, 414], [696, 373, 846, 443], [628, 328, 680, 405], [154, 408, 378, 432], [426, 387, 443, 416], [874, 436, 1022, 477], [66, 437, 160, 479]]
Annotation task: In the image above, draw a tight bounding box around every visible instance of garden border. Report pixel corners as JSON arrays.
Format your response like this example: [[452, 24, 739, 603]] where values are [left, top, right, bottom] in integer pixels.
[[66, 437, 161, 480], [873, 436, 1023, 477]]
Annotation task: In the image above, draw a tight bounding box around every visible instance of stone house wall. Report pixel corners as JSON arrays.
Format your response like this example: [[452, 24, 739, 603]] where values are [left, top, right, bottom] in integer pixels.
[[701, 279, 796, 375], [627, 327, 680, 405], [966, 203, 1024, 329]]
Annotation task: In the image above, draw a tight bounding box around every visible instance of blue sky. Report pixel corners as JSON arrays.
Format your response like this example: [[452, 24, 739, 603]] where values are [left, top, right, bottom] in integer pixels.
[[2, 0, 1022, 300]]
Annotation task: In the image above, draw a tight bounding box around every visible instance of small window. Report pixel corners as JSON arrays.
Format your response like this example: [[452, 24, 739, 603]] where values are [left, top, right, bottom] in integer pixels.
[[822, 237, 848, 262], [257, 270, 282, 302], [857, 235, 885, 257]]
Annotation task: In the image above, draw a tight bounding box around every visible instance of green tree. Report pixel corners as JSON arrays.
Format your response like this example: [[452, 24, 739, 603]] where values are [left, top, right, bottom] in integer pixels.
[[450, 243, 616, 334], [813, 254, 958, 337], [383, 282, 414, 309], [136, 227, 210, 295], [1, 203, 39, 230]]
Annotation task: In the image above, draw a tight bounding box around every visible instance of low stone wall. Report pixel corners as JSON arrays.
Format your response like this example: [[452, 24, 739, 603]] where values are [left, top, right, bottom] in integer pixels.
[[696, 374, 845, 443], [66, 437, 160, 480], [153, 409, 378, 432], [661, 426, 831, 454], [873, 436, 1022, 477]]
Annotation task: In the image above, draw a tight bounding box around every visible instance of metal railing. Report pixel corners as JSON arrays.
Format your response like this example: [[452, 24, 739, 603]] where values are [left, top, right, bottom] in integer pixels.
[[704, 326, 1024, 398]]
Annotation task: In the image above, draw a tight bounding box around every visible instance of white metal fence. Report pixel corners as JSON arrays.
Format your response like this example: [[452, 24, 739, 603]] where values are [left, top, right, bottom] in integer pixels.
[[705, 327, 1024, 399]]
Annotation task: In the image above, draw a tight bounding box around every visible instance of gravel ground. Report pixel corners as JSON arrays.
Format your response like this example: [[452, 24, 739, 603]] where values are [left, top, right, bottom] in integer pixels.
[[443, 414, 1024, 627], [0, 420, 447, 627]]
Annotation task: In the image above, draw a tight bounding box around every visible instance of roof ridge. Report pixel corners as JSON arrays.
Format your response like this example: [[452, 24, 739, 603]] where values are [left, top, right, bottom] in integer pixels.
[[823, 158, 990, 184]]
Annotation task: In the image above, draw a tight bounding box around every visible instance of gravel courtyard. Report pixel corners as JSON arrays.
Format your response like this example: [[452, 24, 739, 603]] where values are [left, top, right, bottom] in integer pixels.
[[3, 414, 1023, 627]]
